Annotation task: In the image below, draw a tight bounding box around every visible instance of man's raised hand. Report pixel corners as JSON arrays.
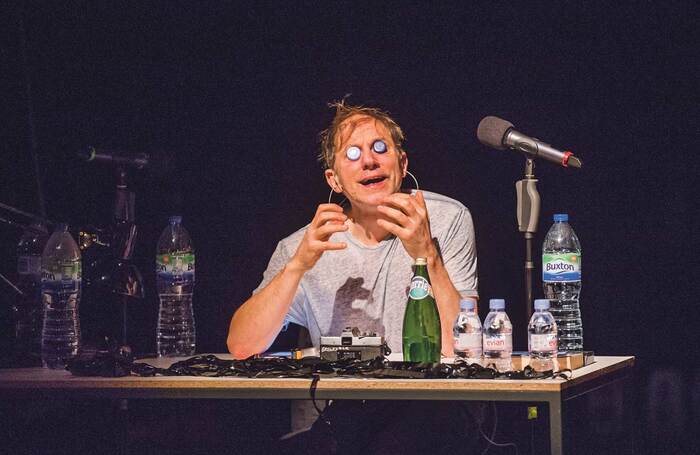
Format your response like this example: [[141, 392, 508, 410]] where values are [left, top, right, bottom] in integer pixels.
[[376, 191, 436, 260], [290, 203, 348, 272]]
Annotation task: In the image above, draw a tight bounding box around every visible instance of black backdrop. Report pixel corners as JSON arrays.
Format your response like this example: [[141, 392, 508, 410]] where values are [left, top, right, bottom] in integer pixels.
[[1, 2, 698, 452]]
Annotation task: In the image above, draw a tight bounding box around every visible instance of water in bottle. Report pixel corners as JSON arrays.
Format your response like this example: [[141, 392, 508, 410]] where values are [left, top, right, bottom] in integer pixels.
[[453, 298, 482, 365], [402, 257, 441, 363], [528, 299, 558, 372], [542, 213, 583, 351], [482, 299, 512, 372], [156, 216, 196, 357], [41, 224, 81, 369], [14, 223, 48, 362]]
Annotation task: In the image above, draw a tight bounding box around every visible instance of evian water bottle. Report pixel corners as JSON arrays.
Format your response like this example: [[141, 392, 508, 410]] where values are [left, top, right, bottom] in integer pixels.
[[482, 299, 512, 372], [528, 299, 558, 372], [543, 213, 582, 351], [453, 298, 482, 365]]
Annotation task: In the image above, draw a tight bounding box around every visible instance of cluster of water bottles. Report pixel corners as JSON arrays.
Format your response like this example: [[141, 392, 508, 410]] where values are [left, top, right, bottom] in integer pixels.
[[453, 213, 583, 372], [14, 216, 197, 369]]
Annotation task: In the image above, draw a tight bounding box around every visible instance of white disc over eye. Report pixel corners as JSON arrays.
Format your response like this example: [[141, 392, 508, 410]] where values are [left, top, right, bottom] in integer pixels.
[[372, 139, 387, 153], [346, 146, 361, 161]]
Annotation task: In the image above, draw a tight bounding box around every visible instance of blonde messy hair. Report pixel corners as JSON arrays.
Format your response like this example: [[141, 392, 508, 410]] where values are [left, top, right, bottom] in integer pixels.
[[318, 100, 405, 170]]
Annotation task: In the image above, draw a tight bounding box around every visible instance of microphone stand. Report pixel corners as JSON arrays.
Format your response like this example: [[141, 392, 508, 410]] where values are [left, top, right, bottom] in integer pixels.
[[111, 167, 144, 353], [515, 158, 540, 322]]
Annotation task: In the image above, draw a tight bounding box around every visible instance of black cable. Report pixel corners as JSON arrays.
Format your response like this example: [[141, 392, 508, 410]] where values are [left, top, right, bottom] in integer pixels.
[[18, 8, 47, 219], [68, 353, 575, 382]]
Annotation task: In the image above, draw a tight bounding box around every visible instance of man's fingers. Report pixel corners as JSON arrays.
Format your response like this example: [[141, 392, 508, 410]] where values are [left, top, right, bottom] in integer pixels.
[[381, 193, 417, 216], [315, 203, 345, 214], [315, 223, 348, 239], [377, 204, 411, 227], [320, 241, 347, 251], [377, 218, 410, 239], [312, 210, 347, 228], [415, 190, 427, 207]]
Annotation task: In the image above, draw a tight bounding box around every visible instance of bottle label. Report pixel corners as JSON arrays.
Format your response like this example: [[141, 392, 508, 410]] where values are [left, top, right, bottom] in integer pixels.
[[157, 253, 195, 283], [483, 334, 512, 352], [455, 333, 482, 351], [542, 253, 581, 282], [408, 276, 432, 300], [529, 334, 557, 352], [18, 255, 41, 275], [41, 260, 81, 297], [42, 260, 81, 282]]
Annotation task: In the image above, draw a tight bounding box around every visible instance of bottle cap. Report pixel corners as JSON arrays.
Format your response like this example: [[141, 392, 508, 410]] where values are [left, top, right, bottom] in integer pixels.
[[55, 223, 69, 232], [489, 298, 505, 310], [534, 299, 551, 310], [415, 257, 427, 265], [169, 216, 183, 224], [460, 298, 477, 311], [553, 213, 568, 222]]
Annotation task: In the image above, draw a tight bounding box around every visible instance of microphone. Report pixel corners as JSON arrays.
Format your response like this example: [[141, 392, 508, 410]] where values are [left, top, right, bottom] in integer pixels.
[[78, 146, 150, 169], [477, 116, 582, 168]]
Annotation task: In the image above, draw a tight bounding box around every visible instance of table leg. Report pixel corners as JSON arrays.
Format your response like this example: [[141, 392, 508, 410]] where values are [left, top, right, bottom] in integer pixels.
[[548, 397, 563, 455], [117, 398, 129, 455]]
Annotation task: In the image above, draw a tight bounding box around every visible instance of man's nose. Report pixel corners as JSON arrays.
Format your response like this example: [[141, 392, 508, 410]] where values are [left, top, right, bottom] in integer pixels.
[[359, 147, 379, 169]]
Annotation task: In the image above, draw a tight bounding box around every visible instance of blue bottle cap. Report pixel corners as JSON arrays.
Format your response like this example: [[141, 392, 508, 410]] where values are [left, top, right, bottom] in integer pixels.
[[346, 146, 361, 161], [553, 213, 568, 222], [460, 298, 477, 311], [372, 139, 387, 153], [534, 299, 551, 310], [55, 223, 69, 232], [169, 216, 183, 224], [489, 299, 505, 310]]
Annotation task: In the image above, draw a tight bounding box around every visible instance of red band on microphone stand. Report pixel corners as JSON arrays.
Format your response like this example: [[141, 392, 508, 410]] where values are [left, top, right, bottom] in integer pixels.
[[562, 151, 573, 167]]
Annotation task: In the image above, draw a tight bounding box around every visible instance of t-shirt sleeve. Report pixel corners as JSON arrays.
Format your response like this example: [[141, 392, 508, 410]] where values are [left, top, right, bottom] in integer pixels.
[[439, 207, 479, 298], [252, 240, 308, 329]]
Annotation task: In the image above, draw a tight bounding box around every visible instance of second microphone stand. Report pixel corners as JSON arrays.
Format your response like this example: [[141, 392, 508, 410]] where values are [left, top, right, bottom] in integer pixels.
[[515, 158, 540, 322]]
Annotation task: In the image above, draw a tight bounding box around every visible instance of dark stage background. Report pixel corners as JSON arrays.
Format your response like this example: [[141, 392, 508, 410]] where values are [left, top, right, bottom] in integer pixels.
[[1, 2, 698, 453]]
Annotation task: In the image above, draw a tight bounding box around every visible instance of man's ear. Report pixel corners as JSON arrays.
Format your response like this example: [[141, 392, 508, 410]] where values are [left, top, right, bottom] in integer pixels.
[[400, 151, 408, 177], [325, 169, 343, 193]]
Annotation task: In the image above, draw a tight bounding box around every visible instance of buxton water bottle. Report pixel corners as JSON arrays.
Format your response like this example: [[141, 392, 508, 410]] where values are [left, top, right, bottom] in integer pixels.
[[156, 216, 196, 356], [543, 213, 583, 351], [41, 224, 81, 369]]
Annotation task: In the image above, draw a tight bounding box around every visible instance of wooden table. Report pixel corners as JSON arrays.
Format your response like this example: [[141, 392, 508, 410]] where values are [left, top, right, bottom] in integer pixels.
[[0, 355, 635, 455]]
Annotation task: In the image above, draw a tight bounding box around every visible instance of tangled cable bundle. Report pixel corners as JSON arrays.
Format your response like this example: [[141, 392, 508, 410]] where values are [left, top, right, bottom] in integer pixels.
[[68, 349, 572, 381]]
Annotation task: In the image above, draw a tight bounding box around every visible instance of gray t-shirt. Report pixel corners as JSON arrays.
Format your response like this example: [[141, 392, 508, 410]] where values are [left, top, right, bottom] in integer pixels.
[[253, 190, 478, 353]]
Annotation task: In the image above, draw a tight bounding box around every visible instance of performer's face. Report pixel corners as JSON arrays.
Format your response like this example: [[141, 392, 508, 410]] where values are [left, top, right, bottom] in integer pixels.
[[325, 114, 407, 211]]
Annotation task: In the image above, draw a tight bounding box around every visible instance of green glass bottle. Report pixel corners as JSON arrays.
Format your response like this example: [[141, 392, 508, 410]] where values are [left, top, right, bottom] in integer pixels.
[[402, 257, 441, 363]]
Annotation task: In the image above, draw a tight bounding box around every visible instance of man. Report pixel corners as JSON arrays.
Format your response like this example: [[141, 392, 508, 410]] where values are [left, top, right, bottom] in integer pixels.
[[227, 102, 478, 358], [227, 101, 480, 454]]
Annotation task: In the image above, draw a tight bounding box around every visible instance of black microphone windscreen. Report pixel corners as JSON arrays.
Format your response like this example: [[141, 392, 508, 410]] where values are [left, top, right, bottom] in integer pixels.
[[477, 116, 513, 150]]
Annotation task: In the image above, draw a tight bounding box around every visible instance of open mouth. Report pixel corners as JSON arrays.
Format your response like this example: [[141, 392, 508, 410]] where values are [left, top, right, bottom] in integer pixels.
[[360, 176, 387, 186]]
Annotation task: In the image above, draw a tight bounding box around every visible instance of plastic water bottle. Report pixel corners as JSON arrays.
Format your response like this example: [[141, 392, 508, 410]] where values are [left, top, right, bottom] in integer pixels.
[[41, 224, 82, 369], [156, 216, 196, 357], [453, 298, 482, 365], [14, 223, 48, 361], [542, 213, 583, 351], [482, 299, 512, 372], [528, 299, 558, 372]]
